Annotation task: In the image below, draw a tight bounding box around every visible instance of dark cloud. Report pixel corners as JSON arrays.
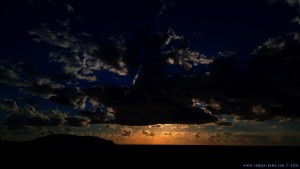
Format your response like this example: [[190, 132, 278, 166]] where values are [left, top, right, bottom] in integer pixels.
[[5, 28, 299, 126], [141, 130, 155, 137], [85, 85, 218, 125], [0, 66, 26, 86], [216, 121, 233, 126], [150, 124, 163, 128], [277, 0, 300, 7], [1, 100, 91, 127], [29, 24, 128, 81], [0, 98, 19, 112], [66, 4, 74, 13], [4, 105, 59, 126], [164, 132, 172, 136], [221, 132, 232, 137], [80, 29, 219, 125], [79, 107, 112, 124], [48, 88, 87, 109], [3, 0, 297, 127], [294, 16, 300, 25], [12, 62, 40, 76], [65, 116, 90, 127], [195, 132, 205, 138], [199, 33, 300, 121], [120, 128, 132, 137], [93, 31, 300, 125], [23, 21, 222, 126], [21, 98, 36, 105], [23, 78, 64, 99], [4, 110, 90, 127]]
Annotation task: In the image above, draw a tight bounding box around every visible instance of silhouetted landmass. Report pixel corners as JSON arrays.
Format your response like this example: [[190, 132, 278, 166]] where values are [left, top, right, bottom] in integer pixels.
[[0, 134, 115, 152], [31, 134, 115, 146], [1, 135, 299, 168]]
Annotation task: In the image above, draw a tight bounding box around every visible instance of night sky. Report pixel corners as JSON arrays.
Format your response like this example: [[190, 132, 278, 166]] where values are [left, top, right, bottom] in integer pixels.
[[1, 0, 300, 145]]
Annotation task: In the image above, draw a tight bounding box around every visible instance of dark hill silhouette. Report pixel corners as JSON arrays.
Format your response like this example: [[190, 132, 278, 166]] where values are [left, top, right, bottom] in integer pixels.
[[31, 134, 115, 146], [1, 135, 299, 168], [0, 134, 116, 153]]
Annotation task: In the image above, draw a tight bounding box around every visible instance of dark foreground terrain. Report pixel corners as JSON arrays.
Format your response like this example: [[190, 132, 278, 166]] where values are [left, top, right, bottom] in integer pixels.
[[1, 134, 299, 168]]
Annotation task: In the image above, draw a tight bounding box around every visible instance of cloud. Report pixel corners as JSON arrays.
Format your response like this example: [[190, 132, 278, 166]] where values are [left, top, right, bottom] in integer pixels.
[[150, 124, 163, 128], [105, 124, 116, 129], [26, 25, 222, 126], [0, 98, 19, 112], [164, 132, 172, 136], [48, 89, 87, 109], [4, 109, 90, 127], [28, 25, 78, 49], [120, 127, 132, 137], [12, 62, 40, 76], [156, 0, 176, 16], [20, 78, 87, 110], [216, 121, 233, 126], [29, 24, 129, 81], [254, 37, 286, 52], [66, 4, 74, 13], [141, 130, 155, 137], [4, 105, 59, 126], [294, 32, 300, 42], [293, 16, 300, 25], [286, 0, 300, 6], [25, 20, 300, 126], [204, 33, 300, 122], [85, 84, 218, 125], [80, 106, 114, 123], [66, 115, 90, 127], [166, 50, 214, 70], [36, 78, 64, 89], [22, 77, 65, 99], [0, 63, 90, 110], [49, 51, 97, 82], [1, 99, 91, 127], [162, 30, 214, 70], [269, 0, 300, 7], [0, 66, 27, 86]]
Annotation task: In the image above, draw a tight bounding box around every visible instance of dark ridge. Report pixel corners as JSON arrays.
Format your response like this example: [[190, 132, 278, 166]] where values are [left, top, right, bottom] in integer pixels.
[[0, 135, 299, 168], [0, 134, 116, 153], [31, 134, 115, 146]]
